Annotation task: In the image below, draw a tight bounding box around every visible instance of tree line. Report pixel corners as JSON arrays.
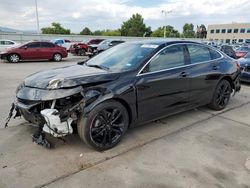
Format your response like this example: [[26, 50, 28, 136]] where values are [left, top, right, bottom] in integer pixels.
[[41, 13, 207, 38]]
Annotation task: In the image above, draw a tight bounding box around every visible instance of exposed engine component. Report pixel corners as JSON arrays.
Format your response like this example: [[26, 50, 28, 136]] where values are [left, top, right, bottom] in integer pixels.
[[41, 108, 73, 137]]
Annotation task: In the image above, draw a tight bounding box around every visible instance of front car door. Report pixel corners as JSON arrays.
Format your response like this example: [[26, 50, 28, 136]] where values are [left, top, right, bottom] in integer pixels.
[[135, 44, 190, 123], [20, 42, 41, 59]]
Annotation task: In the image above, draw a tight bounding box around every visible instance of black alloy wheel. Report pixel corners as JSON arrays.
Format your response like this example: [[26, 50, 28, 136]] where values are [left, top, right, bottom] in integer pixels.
[[209, 79, 232, 110], [77, 100, 129, 150]]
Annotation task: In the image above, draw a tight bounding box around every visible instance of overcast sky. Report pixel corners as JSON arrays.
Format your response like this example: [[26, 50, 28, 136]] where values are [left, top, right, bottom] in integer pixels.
[[0, 0, 250, 33]]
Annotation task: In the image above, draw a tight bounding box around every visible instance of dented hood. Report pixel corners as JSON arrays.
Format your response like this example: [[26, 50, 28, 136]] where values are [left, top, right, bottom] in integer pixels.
[[24, 64, 120, 89]]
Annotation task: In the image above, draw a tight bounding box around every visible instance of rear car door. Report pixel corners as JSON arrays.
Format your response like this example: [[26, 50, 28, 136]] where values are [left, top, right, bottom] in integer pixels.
[[186, 43, 223, 107], [135, 44, 190, 123], [40, 42, 55, 59]]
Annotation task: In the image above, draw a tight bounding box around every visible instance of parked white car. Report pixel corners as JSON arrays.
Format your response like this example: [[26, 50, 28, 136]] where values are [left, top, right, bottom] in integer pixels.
[[50, 39, 74, 51], [97, 39, 124, 52], [0, 39, 19, 52]]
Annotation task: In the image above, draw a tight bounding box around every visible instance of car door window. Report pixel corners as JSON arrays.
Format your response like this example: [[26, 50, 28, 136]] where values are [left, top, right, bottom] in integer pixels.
[[4, 41, 14, 45], [148, 45, 186, 72], [41, 42, 55, 48], [26, 42, 41, 48], [187, 44, 211, 64], [55, 40, 64, 45], [0, 41, 5, 45]]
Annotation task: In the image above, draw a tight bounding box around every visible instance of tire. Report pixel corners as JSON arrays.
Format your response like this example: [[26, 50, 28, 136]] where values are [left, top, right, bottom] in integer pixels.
[[77, 49, 86, 56], [53, 53, 62, 62], [208, 79, 232, 111], [8, 54, 20, 63], [77, 100, 129, 151]]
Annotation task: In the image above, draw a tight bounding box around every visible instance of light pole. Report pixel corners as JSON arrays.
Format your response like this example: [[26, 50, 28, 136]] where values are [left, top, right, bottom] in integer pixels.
[[161, 10, 172, 38], [35, 0, 40, 34]]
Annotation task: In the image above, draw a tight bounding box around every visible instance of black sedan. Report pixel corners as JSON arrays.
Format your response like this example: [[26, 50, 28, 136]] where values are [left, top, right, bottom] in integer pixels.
[[239, 52, 250, 82], [7, 40, 241, 150]]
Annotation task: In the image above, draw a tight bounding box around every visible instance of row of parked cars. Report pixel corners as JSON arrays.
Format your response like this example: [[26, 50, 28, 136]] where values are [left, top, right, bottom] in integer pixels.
[[0, 38, 124, 63], [1, 38, 250, 83], [69, 39, 124, 56]]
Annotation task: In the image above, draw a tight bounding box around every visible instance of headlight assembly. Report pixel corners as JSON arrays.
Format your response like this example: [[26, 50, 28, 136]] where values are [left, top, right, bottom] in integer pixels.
[[47, 78, 64, 89]]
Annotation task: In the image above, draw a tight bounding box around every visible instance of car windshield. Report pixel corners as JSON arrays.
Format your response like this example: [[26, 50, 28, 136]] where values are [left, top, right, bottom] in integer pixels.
[[86, 43, 158, 72]]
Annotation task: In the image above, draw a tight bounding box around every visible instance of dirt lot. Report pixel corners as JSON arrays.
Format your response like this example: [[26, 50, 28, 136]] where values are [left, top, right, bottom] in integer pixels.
[[0, 57, 250, 188]]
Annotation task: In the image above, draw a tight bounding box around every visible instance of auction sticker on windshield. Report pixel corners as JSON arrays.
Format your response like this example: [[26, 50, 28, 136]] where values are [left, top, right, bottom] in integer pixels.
[[141, 44, 159, 48]]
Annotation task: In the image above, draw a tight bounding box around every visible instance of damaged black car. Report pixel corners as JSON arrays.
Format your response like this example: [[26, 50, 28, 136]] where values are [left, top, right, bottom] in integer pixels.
[[6, 40, 241, 150]]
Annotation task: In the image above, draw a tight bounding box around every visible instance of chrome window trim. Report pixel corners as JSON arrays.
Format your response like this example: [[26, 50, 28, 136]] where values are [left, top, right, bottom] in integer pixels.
[[137, 42, 224, 76]]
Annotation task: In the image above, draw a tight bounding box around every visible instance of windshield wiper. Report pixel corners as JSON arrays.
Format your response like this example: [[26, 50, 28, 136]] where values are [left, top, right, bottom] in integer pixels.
[[86, 64, 110, 71]]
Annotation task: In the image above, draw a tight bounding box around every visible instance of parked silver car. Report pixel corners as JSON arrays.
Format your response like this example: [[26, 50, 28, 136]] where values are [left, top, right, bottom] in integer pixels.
[[97, 39, 124, 52], [0, 39, 19, 52]]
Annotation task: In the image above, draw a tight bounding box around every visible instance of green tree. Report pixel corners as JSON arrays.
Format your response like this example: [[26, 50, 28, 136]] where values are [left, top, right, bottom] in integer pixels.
[[101, 29, 121, 36], [196, 24, 207, 39], [41, 22, 70, 34], [80, 27, 92, 35], [182, 23, 195, 38], [151, 25, 180, 38], [93, 30, 102, 35], [120, 13, 150, 37]]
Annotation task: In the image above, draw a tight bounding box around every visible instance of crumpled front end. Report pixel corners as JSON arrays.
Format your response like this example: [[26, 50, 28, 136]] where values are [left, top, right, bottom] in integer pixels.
[[6, 85, 86, 148]]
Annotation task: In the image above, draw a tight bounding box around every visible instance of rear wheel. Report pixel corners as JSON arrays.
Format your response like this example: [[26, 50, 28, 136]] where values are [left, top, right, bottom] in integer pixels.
[[208, 79, 232, 111], [77, 100, 129, 150], [8, 54, 20, 63], [53, 53, 62, 62], [77, 48, 86, 56]]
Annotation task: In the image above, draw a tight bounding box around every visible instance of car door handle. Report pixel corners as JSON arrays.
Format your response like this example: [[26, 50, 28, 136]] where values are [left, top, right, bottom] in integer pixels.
[[179, 72, 189, 77], [213, 65, 219, 70]]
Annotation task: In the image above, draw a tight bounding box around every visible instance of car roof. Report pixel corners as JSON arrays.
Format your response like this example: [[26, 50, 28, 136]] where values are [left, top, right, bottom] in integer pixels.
[[127, 39, 202, 46], [0, 39, 15, 42]]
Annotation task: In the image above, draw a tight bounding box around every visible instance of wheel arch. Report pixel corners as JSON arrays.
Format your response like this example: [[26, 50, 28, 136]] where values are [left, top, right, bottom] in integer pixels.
[[83, 96, 133, 126], [52, 52, 62, 58], [112, 97, 133, 125], [8, 53, 21, 59], [219, 75, 234, 90]]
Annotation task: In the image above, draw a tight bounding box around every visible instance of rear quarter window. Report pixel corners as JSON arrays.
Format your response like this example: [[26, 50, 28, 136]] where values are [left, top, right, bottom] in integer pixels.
[[41, 42, 55, 48], [210, 49, 222, 59], [187, 44, 211, 64]]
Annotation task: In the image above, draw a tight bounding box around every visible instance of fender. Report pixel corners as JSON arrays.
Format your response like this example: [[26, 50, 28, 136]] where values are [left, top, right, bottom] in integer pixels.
[[82, 85, 137, 125]]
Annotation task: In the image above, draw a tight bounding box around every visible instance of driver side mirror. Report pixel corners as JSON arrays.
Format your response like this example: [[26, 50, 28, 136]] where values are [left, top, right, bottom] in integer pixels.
[[23, 46, 27, 50]]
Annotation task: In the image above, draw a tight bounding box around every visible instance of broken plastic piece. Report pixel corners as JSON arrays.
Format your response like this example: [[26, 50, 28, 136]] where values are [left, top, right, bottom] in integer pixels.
[[4, 103, 15, 128], [32, 133, 51, 149]]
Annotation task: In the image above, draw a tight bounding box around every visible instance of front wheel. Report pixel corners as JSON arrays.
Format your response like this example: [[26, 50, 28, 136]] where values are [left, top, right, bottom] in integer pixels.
[[8, 54, 20, 63], [77, 100, 129, 150], [53, 53, 62, 62], [208, 79, 232, 111]]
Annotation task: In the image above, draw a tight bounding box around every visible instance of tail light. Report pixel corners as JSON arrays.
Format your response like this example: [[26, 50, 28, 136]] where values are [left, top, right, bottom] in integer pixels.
[[235, 61, 241, 69]]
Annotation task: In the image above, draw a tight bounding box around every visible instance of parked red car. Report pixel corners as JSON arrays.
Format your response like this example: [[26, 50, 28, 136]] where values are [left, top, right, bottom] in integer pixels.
[[0, 41, 68, 63], [235, 46, 250, 59], [69, 42, 90, 56]]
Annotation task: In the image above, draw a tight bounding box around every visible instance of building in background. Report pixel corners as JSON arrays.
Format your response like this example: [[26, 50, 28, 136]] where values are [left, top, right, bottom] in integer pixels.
[[207, 23, 250, 44]]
